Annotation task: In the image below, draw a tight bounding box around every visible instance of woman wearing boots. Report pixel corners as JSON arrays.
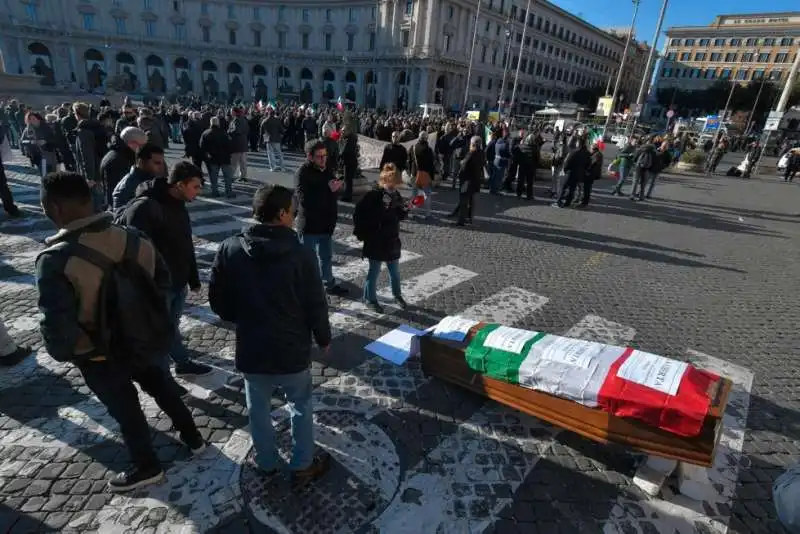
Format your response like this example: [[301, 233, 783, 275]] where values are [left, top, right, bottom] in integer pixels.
[[353, 163, 408, 313]]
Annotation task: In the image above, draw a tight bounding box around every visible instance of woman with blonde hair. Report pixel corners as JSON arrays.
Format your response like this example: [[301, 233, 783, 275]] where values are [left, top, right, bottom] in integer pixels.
[[352, 163, 409, 313]]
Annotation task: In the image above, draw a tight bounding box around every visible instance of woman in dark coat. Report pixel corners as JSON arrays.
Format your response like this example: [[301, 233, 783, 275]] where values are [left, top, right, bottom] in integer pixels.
[[455, 136, 486, 226], [353, 163, 408, 313]]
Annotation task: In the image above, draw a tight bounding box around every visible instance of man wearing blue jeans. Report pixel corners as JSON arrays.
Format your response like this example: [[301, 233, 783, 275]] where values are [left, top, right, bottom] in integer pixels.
[[209, 184, 332, 483], [294, 139, 348, 296]]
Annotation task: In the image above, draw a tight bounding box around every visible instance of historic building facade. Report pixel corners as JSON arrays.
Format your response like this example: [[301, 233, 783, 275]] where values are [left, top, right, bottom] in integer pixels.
[[656, 12, 800, 91], [1, 0, 639, 111]]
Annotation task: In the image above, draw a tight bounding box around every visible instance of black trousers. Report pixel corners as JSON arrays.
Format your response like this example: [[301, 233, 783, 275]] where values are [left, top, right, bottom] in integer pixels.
[[343, 164, 357, 200], [0, 156, 17, 214], [79, 360, 200, 470], [516, 168, 535, 199], [457, 191, 475, 223], [559, 175, 593, 206]]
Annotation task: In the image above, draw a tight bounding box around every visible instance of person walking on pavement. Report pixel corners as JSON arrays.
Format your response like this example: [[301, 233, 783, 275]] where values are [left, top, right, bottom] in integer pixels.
[[630, 137, 658, 201], [554, 139, 591, 208], [112, 143, 165, 211], [35, 171, 206, 492], [408, 130, 436, 219], [353, 163, 409, 313], [339, 123, 359, 203], [611, 138, 637, 196], [0, 124, 22, 218], [379, 131, 408, 184], [0, 319, 31, 366], [115, 161, 212, 377], [199, 117, 235, 198], [453, 136, 486, 226], [228, 106, 250, 182], [294, 140, 348, 296], [100, 126, 148, 208], [513, 133, 540, 200], [209, 184, 332, 484], [260, 109, 285, 172]]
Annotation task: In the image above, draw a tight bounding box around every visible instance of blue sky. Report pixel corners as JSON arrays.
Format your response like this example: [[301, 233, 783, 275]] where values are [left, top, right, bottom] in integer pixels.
[[549, 0, 799, 50]]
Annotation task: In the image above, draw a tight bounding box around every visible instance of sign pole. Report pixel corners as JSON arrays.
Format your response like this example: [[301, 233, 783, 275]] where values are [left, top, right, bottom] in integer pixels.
[[462, 0, 482, 115], [706, 81, 736, 173], [628, 0, 669, 137], [602, 0, 641, 138]]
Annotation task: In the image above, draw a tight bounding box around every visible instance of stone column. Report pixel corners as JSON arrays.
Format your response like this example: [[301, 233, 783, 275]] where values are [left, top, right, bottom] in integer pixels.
[[381, 67, 392, 108], [135, 53, 148, 92], [192, 58, 203, 95], [423, 0, 436, 52], [165, 54, 176, 93]]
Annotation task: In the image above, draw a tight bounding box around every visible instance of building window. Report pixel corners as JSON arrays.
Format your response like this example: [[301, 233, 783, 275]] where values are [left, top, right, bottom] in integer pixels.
[[670, 38, 680, 46], [679, 52, 689, 61], [735, 69, 747, 80], [725, 52, 737, 62], [371, 6, 376, 20], [485, 21, 490, 32], [720, 68, 731, 79], [253, 7, 260, 20], [780, 37, 794, 46], [662, 67, 672, 77], [201, 2, 208, 15], [710, 52, 721, 61], [704, 69, 715, 79], [349, 8, 357, 22], [325, 9, 332, 22], [278, 6, 285, 21], [368, 31, 376, 51], [745, 38, 757, 46], [25, 4, 37, 21], [324, 33, 332, 51], [448, 6, 454, 19], [698, 39, 709, 47], [729, 38, 741, 46], [487, 79, 493, 91], [347, 33, 354, 51], [253, 30, 261, 47], [694, 52, 706, 61], [302, 9, 310, 22], [174, 23, 185, 40], [278, 31, 286, 49], [115, 17, 126, 35], [405, 0, 413, 16], [492, 48, 498, 65], [173, 1, 180, 12], [145, 20, 155, 37], [227, 4, 235, 18], [401, 30, 410, 47], [83, 13, 95, 31], [665, 52, 676, 61], [202, 27, 210, 42], [769, 70, 782, 81], [775, 52, 789, 63], [476, 76, 483, 88], [481, 45, 487, 62], [684, 38, 695, 46], [713, 38, 725, 46], [444, 34, 451, 52], [752, 69, 765, 80], [762, 38, 775, 46], [229, 30, 236, 45], [302, 33, 309, 50]]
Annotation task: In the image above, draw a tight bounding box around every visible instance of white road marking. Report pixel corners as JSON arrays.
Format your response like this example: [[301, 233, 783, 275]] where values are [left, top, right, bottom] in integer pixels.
[[602, 350, 755, 534]]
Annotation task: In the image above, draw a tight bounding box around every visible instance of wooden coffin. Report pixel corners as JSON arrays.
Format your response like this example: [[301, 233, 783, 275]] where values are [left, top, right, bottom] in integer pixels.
[[418, 325, 731, 468]]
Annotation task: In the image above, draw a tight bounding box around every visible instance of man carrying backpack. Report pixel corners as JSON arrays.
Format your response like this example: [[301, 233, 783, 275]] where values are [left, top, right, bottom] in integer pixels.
[[116, 161, 212, 376], [630, 137, 657, 201], [35, 171, 205, 492]]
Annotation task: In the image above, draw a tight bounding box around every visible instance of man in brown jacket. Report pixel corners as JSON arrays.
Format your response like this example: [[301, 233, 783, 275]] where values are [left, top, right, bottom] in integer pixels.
[[35, 171, 204, 492]]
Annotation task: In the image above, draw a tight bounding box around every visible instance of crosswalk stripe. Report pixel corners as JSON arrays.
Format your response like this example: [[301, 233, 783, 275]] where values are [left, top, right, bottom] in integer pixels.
[[601, 350, 755, 534], [370, 314, 637, 533]]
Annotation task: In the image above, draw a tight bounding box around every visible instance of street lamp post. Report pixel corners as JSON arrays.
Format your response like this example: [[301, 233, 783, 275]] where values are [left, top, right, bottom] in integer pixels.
[[509, 0, 532, 120], [463, 0, 482, 114], [628, 0, 669, 136], [706, 80, 737, 169], [498, 20, 513, 114], [602, 0, 641, 137]]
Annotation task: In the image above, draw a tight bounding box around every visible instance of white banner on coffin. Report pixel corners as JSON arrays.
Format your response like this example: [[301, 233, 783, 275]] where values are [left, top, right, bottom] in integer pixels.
[[617, 350, 688, 396], [483, 326, 540, 354]]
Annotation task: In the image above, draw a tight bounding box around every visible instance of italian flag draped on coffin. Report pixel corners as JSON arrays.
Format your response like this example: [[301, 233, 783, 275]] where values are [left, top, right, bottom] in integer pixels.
[[462, 324, 719, 437]]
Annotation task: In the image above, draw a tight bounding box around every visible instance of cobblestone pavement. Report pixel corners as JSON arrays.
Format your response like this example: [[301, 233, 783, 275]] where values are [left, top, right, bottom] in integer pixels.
[[0, 148, 797, 534]]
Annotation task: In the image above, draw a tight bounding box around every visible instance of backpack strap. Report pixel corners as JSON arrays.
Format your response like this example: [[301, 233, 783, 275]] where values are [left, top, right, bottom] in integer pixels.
[[71, 242, 115, 272], [122, 231, 141, 264]]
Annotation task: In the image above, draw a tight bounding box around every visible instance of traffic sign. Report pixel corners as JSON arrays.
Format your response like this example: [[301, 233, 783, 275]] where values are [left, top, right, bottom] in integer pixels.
[[763, 110, 784, 132]]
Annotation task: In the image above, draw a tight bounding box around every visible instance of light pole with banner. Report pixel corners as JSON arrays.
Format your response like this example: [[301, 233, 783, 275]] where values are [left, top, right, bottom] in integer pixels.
[[498, 20, 513, 115], [462, 0, 483, 114], [754, 47, 800, 174], [509, 0, 532, 120], [602, 0, 641, 137], [628, 0, 669, 136], [706, 80, 737, 171]]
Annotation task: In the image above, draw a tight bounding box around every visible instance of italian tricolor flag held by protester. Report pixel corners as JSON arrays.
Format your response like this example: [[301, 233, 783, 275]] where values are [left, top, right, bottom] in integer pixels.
[[336, 96, 345, 111], [463, 324, 720, 437]]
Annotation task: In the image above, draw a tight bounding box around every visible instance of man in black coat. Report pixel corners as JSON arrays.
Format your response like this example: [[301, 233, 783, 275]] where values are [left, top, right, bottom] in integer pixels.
[[208, 184, 331, 483], [514, 133, 540, 200], [555, 141, 592, 208], [117, 161, 211, 377], [100, 126, 147, 207], [379, 131, 408, 175], [293, 140, 348, 296]]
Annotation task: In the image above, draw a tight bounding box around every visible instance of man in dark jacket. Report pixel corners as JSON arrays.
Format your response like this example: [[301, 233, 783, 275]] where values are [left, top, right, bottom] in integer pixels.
[[181, 111, 205, 169], [380, 131, 408, 175], [209, 184, 331, 482], [73, 102, 109, 211], [0, 125, 21, 217], [117, 162, 211, 376], [112, 143, 165, 211], [294, 140, 347, 296], [100, 126, 147, 207], [514, 133, 540, 200], [199, 117, 234, 198], [228, 107, 250, 182], [555, 141, 591, 208], [36, 171, 204, 492]]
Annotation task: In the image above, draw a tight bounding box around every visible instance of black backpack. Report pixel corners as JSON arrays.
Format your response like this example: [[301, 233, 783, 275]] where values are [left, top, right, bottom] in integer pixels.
[[72, 231, 174, 367]]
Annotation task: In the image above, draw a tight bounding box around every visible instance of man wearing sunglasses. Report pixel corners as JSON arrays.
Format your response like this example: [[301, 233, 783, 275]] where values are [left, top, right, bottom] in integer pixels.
[[293, 139, 348, 296]]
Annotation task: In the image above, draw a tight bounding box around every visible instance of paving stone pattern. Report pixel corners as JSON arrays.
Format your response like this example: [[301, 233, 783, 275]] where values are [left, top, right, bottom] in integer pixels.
[[0, 150, 797, 533]]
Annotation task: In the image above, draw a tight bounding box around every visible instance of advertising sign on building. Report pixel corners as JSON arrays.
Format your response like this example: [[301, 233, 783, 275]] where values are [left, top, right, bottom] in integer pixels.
[[595, 96, 614, 117]]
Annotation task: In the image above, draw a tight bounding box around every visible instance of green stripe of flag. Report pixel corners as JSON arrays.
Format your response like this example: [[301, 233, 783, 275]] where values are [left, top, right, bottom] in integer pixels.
[[465, 324, 546, 384]]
